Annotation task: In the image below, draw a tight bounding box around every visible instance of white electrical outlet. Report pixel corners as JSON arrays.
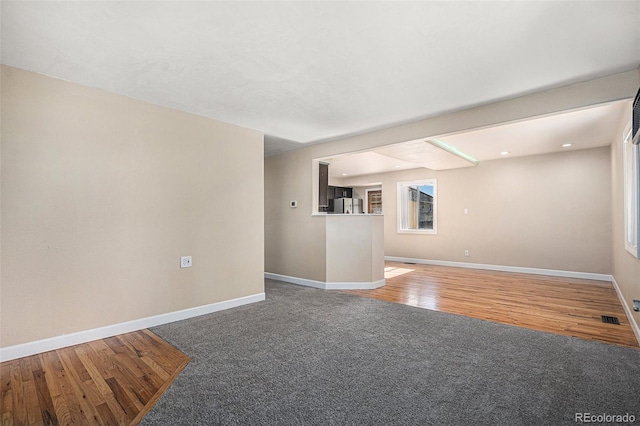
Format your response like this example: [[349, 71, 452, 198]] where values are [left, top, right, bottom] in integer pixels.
[[464, 208, 469, 215], [464, 250, 469, 257], [180, 256, 192, 268]]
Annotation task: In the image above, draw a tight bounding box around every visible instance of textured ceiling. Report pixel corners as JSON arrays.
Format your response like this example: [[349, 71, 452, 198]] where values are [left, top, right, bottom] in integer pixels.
[[1, 1, 639, 157]]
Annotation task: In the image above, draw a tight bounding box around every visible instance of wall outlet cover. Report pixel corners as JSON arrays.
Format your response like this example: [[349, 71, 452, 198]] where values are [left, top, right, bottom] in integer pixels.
[[633, 300, 640, 312], [180, 256, 192, 268]]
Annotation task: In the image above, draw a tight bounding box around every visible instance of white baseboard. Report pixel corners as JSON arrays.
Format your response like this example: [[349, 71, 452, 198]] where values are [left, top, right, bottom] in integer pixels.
[[611, 276, 640, 346], [265, 272, 326, 289], [385, 256, 613, 282], [265, 272, 385, 290], [326, 279, 386, 290], [0, 292, 265, 362]]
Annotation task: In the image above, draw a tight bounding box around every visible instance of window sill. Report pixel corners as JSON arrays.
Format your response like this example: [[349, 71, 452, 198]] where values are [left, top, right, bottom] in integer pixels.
[[397, 229, 437, 235]]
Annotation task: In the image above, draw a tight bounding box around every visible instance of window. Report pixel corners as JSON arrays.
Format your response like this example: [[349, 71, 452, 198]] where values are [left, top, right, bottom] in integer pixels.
[[397, 179, 437, 234], [623, 124, 639, 257]]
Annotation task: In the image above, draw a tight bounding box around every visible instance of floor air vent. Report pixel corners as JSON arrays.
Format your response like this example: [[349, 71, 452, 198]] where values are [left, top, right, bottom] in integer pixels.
[[601, 315, 620, 325]]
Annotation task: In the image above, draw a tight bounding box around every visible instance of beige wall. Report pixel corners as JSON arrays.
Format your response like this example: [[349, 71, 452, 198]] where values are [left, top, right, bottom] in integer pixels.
[[265, 150, 327, 281], [265, 70, 639, 282], [342, 147, 611, 273], [610, 104, 640, 328], [325, 215, 384, 283], [1, 66, 265, 347]]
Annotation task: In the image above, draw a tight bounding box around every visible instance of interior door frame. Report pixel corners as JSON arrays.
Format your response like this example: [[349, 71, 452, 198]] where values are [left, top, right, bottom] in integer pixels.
[[365, 187, 383, 214]]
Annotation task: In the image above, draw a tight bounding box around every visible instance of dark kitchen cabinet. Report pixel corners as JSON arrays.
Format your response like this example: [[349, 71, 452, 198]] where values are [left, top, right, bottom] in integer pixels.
[[328, 186, 352, 199], [319, 163, 329, 210]]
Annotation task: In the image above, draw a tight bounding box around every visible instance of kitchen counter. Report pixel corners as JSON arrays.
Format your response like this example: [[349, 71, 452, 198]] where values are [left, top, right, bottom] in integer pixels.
[[311, 213, 384, 216], [319, 214, 385, 289]]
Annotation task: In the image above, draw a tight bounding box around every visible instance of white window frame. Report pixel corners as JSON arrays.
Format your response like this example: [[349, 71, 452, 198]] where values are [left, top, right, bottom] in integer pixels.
[[397, 179, 437, 234], [623, 122, 639, 258]]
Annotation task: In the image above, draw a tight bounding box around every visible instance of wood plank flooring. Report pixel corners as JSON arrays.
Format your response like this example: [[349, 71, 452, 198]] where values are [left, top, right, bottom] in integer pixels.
[[346, 261, 639, 348], [0, 329, 189, 426], [2, 264, 637, 424]]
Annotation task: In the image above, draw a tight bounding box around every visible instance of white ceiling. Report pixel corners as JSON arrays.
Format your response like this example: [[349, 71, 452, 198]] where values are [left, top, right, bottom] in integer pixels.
[[1, 2, 639, 157], [322, 101, 628, 178], [438, 101, 628, 161]]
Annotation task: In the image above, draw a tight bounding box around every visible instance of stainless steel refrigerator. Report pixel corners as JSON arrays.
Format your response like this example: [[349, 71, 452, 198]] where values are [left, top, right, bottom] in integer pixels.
[[330, 198, 364, 214]]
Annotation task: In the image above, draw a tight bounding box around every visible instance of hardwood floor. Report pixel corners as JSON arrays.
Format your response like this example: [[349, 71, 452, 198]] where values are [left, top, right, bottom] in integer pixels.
[[0, 329, 189, 425], [346, 261, 639, 348], [2, 264, 637, 424]]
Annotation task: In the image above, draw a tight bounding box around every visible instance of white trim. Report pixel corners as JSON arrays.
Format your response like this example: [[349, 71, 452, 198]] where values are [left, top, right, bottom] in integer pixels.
[[0, 292, 265, 362], [397, 179, 437, 235], [623, 124, 639, 258], [385, 256, 613, 282], [611, 276, 640, 346], [265, 272, 385, 290], [265, 272, 326, 289], [326, 279, 386, 290], [397, 229, 437, 235]]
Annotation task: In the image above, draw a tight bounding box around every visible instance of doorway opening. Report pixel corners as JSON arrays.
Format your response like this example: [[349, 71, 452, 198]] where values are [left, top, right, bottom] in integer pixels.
[[367, 189, 382, 214]]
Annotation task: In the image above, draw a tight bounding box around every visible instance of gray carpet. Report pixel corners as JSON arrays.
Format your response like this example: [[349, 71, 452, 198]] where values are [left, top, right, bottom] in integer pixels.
[[141, 280, 640, 425]]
